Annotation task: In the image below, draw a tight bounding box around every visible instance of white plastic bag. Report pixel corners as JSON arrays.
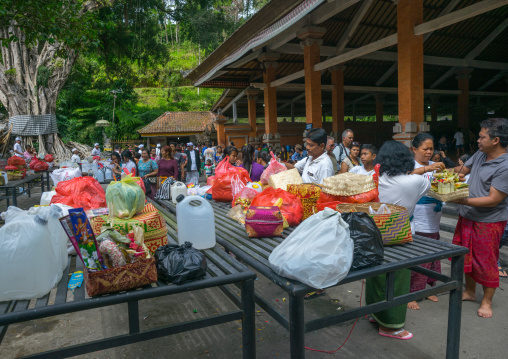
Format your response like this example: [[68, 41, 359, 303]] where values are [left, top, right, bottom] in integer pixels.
[[60, 161, 79, 168], [51, 167, 82, 187], [0, 205, 68, 301], [268, 208, 354, 289], [369, 204, 391, 215], [40, 190, 56, 205]]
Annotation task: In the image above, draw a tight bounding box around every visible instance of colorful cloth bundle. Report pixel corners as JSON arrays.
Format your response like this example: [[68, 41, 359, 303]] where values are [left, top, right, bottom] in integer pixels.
[[287, 184, 322, 220]]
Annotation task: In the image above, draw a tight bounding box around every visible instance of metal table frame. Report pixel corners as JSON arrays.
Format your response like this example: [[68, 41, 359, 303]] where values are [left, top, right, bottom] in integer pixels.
[[0, 173, 44, 207], [0, 203, 256, 359], [158, 199, 468, 359]]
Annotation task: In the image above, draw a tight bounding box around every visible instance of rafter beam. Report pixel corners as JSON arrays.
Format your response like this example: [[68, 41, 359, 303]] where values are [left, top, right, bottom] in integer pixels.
[[335, 0, 374, 54], [278, 92, 306, 111], [414, 0, 508, 36], [222, 89, 247, 112], [478, 71, 508, 91]]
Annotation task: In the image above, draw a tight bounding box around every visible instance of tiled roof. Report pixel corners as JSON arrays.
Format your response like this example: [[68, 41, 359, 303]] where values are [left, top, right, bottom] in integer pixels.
[[137, 111, 216, 135]]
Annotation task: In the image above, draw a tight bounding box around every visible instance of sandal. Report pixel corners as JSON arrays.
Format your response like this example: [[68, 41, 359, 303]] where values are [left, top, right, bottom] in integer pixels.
[[499, 266, 508, 278], [379, 329, 413, 340], [365, 315, 377, 323], [304, 290, 325, 300]]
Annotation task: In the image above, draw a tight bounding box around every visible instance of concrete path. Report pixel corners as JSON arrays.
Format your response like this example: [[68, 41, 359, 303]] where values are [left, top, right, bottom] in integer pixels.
[[1, 190, 507, 359]]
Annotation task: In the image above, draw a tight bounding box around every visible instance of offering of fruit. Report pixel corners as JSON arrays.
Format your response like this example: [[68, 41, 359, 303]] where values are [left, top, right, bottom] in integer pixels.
[[431, 169, 468, 194]]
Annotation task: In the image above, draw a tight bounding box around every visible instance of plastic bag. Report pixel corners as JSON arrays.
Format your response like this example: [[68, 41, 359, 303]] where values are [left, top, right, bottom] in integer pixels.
[[206, 176, 215, 186], [227, 205, 246, 225], [60, 161, 79, 168], [51, 176, 106, 210], [232, 186, 259, 209], [212, 157, 251, 202], [251, 187, 303, 226], [0, 205, 68, 301], [106, 174, 145, 219], [33, 161, 49, 172], [269, 208, 354, 289], [260, 151, 287, 184], [316, 201, 345, 212], [44, 154, 54, 163], [317, 187, 379, 204], [7, 156, 26, 167], [50, 167, 82, 187], [341, 212, 384, 271], [154, 242, 207, 284], [369, 204, 391, 215], [40, 190, 56, 205]]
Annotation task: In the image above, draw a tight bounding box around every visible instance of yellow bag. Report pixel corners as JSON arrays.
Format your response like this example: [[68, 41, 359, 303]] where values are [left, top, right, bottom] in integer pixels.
[[106, 174, 145, 219]]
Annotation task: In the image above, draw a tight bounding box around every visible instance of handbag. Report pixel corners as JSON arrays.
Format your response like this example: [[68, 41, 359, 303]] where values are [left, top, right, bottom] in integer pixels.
[[155, 176, 173, 200], [245, 206, 284, 238], [143, 177, 152, 195]]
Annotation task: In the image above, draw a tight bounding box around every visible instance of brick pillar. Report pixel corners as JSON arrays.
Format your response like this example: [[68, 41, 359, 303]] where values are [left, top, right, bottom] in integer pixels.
[[245, 87, 259, 141], [393, 0, 424, 146], [259, 52, 280, 146], [330, 65, 345, 140], [215, 113, 228, 148], [297, 27, 326, 129], [374, 93, 385, 125], [456, 68, 473, 130]]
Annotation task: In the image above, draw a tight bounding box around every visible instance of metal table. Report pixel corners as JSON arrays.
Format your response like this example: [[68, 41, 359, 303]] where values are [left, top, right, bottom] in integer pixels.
[[157, 199, 468, 359], [41, 166, 59, 189], [0, 173, 44, 207], [0, 206, 256, 359]]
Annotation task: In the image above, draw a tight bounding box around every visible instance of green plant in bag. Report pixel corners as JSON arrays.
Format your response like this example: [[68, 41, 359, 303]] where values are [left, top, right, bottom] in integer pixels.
[[106, 175, 145, 219]]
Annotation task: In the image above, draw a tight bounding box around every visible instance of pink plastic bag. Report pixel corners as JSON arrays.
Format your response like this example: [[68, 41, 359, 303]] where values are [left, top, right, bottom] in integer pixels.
[[260, 152, 286, 184]]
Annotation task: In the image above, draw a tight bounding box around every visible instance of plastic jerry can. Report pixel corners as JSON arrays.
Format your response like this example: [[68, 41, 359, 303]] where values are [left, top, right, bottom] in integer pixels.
[[176, 195, 216, 250], [171, 182, 188, 204]]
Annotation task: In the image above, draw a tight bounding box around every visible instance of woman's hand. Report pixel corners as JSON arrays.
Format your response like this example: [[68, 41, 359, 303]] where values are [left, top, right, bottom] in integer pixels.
[[439, 151, 446, 158], [427, 162, 445, 172]]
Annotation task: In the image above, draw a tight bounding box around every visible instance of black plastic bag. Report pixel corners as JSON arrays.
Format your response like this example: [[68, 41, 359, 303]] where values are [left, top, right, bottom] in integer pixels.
[[341, 212, 384, 271], [154, 242, 207, 284], [143, 178, 152, 195]]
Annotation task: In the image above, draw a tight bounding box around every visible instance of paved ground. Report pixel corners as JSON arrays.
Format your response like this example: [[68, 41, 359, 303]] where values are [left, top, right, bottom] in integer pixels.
[[1, 185, 507, 359]]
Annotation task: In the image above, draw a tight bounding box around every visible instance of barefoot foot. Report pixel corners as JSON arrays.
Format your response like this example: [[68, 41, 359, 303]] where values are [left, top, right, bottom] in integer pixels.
[[478, 302, 493, 318], [407, 301, 420, 310], [462, 291, 476, 301], [426, 295, 439, 302]]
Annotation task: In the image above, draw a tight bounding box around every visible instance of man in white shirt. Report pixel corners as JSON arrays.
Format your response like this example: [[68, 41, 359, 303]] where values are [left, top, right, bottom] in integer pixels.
[[453, 127, 465, 156], [71, 148, 81, 163], [286, 128, 334, 185], [333, 129, 354, 165], [184, 142, 201, 185], [13, 137, 23, 157], [91, 143, 101, 157], [155, 143, 161, 157]]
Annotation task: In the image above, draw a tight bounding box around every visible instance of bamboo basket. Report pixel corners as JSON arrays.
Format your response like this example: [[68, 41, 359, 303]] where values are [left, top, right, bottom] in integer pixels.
[[427, 188, 469, 202], [268, 168, 303, 191]]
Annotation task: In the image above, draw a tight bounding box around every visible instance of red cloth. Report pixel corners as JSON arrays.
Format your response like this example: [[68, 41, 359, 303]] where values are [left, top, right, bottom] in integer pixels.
[[410, 232, 441, 292], [452, 216, 507, 288]]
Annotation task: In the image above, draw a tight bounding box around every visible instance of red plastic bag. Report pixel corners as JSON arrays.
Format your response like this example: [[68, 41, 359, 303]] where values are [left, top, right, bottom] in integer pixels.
[[33, 161, 49, 172], [251, 187, 303, 227], [44, 154, 54, 163], [317, 188, 380, 204], [207, 176, 215, 186], [29, 158, 39, 170], [50, 176, 106, 210], [8, 156, 26, 167], [232, 186, 259, 209], [316, 201, 346, 212], [260, 152, 286, 184], [212, 157, 251, 202], [93, 155, 101, 162]]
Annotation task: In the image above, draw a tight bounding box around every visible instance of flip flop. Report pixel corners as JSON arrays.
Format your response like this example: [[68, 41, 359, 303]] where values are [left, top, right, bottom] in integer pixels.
[[365, 315, 377, 323], [499, 267, 508, 278], [379, 329, 413, 340], [304, 291, 325, 300]]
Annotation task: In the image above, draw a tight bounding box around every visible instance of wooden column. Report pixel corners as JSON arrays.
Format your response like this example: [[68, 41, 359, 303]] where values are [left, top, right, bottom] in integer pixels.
[[456, 68, 473, 130], [393, 0, 424, 146], [297, 27, 326, 129], [374, 93, 385, 125], [330, 65, 345, 139], [259, 52, 280, 146], [215, 113, 228, 148], [245, 88, 259, 139]]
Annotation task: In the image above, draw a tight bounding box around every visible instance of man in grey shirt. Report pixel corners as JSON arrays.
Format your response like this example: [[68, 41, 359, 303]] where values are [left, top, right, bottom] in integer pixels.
[[452, 118, 508, 319], [333, 129, 354, 164]]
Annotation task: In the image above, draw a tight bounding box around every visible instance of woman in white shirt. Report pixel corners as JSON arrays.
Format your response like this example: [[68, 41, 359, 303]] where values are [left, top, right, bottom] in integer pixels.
[[407, 134, 446, 310], [366, 140, 430, 340], [121, 150, 137, 176]]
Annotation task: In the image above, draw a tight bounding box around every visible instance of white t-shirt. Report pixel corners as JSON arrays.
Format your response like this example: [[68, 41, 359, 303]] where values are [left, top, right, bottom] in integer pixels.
[[378, 173, 431, 233], [122, 160, 136, 175], [13, 143, 23, 157], [71, 154, 81, 163], [349, 166, 374, 176], [91, 148, 101, 156], [189, 150, 197, 171], [412, 160, 442, 233], [454, 132, 464, 145], [295, 151, 334, 184]]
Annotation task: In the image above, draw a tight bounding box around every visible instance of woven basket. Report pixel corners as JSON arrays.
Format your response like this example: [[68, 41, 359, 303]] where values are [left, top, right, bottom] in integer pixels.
[[287, 184, 321, 220], [268, 168, 303, 191], [336, 202, 412, 246], [427, 188, 469, 202], [7, 173, 23, 181]]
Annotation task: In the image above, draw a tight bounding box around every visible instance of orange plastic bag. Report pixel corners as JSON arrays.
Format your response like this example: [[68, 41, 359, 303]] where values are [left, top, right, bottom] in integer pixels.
[[317, 188, 380, 204], [260, 152, 286, 184], [251, 187, 303, 227], [212, 157, 251, 202], [51, 176, 106, 210], [316, 201, 346, 212]]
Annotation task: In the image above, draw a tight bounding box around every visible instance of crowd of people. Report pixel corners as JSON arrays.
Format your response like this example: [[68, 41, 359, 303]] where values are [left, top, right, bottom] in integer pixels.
[[82, 118, 508, 340]]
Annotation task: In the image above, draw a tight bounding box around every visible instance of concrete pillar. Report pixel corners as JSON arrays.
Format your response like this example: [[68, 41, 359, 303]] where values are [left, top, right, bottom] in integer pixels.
[[232, 102, 238, 123], [374, 93, 386, 125], [259, 52, 280, 146], [291, 101, 296, 122], [393, 0, 424, 146], [330, 65, 345, 138], [456, 68, 473, 130], [245, 87, 259, 140], [215, 112, 228, 148], [297, 27, 326, 129]]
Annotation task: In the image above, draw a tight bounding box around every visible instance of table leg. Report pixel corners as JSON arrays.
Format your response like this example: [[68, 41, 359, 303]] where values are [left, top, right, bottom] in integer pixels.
[[41, 174, 45, 193], [289, 293, 305, 358], [446, 255, 464, 359], [46, 172, 50, 189], [12, 187, 17, 207], [128, 301, 140, 334], [241, 279, 256, 359]]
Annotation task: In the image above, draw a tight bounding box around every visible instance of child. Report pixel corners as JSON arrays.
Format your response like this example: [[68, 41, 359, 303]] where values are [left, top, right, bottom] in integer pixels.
[[350, 144, 377, 176], [204, 159, 215, 177]]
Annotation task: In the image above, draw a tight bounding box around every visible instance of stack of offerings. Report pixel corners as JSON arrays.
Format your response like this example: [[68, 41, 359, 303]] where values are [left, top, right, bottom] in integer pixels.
[[60, 208, 157, 296], [428, 169, 469, 201], [287, 184, 321, 220], [5, 156, 27, 179], [317, 172, 379, 210]]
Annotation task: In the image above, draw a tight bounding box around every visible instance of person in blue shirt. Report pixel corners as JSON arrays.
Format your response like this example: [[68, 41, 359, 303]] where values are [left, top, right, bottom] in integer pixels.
[[291, 144, 307, 162]]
